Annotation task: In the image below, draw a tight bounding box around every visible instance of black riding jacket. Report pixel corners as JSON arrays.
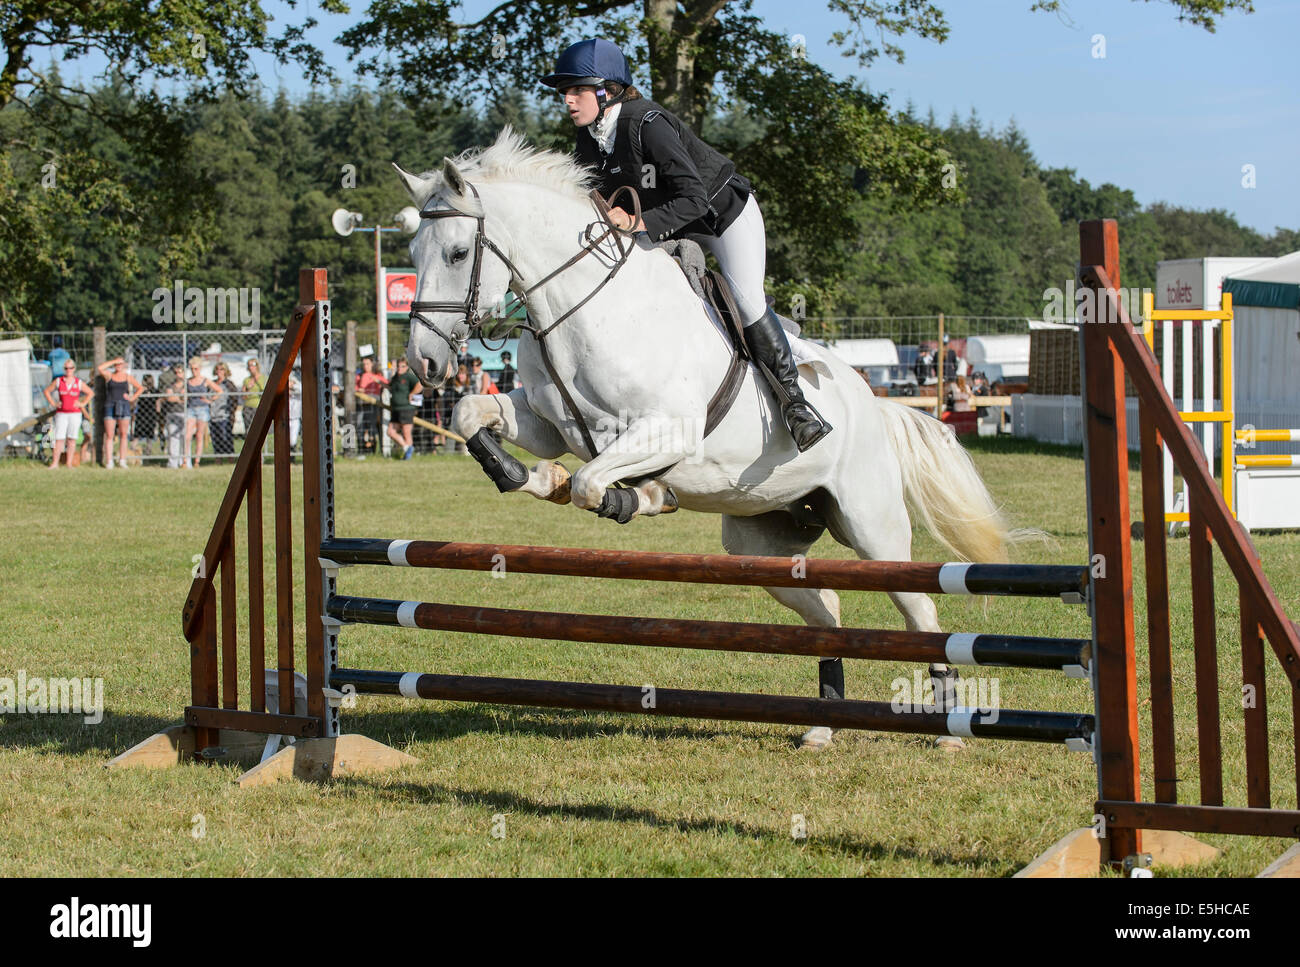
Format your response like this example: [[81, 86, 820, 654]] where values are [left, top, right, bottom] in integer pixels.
[[576, 97, 751, 244]]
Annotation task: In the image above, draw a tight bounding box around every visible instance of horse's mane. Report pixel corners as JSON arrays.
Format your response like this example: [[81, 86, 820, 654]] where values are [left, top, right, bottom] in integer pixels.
[[423, 126, 593, 208]]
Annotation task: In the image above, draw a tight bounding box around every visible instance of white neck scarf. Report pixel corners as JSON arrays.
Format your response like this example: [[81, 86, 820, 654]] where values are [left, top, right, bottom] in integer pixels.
[[588, 101, 622, 154]]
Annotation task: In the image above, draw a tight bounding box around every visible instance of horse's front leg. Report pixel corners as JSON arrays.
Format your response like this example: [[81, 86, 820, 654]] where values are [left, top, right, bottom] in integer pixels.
[[452, 390, 572, 504], [569, 415, 692, 523]]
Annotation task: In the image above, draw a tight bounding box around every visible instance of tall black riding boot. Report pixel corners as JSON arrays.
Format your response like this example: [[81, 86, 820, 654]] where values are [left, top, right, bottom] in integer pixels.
[[743, 308, 832, 452]]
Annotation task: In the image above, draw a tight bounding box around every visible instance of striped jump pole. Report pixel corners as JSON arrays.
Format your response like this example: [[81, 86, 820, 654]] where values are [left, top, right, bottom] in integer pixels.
[[320, 538, 1090, 601], [1235, 429, 1300, 443], [331, 668, 1096, 746], [327, 595, 1091, 672], [1235, 455, 1300, 468]]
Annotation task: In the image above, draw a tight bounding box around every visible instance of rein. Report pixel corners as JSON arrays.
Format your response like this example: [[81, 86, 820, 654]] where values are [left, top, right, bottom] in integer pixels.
[[408, 182, 643, 458]]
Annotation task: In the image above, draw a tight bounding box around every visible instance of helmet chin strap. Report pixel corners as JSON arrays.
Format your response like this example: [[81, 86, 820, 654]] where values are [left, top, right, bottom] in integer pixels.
[[593, 86, 609, 122]]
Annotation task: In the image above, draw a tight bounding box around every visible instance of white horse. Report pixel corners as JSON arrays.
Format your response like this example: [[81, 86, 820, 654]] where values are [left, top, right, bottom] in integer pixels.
[[397, 128, 1009, 749]]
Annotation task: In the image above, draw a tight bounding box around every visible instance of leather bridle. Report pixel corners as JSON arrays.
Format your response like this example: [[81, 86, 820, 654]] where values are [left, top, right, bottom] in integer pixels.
[[407, 181, 643, 355]]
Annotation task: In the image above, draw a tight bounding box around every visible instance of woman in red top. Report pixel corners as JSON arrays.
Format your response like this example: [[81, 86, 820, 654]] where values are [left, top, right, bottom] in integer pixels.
[[354, 357, 388, 454], [42, 360, 92, 469]]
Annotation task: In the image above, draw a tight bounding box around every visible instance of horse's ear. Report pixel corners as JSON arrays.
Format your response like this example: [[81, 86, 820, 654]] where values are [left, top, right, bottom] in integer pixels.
[[393, 162, 437, 208], [442, 157, 468, 197]]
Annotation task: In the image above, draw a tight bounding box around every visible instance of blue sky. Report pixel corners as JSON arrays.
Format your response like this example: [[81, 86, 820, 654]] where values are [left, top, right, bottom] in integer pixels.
[[59, 0, 1298, 234]]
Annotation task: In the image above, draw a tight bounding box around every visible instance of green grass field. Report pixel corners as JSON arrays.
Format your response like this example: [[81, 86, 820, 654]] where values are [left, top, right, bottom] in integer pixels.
[[2, 438, 1297, 877]]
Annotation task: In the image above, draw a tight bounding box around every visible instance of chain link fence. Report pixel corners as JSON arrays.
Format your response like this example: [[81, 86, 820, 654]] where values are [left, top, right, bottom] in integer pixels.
[[4, 330, 301, 465], [7, 314, 1041, 465], [97, 330, 291, 465], [814, 315, 1038, 396]]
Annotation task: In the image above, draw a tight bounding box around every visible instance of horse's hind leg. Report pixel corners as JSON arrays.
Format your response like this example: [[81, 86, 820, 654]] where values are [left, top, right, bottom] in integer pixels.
[[720, 512, 842, 750], [824, 488, 965, 750]]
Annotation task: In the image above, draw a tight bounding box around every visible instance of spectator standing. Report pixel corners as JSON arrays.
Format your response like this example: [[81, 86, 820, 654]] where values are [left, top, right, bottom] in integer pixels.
[[209, 362, 239, 458], [42, 360, 92, 470], [942, 335, 958, 383], [160, 364, 186, 468], [469, 357, 496, 395], [241, 358, 265, 437], [416, 385, 441, 454], [96, 357, 143, 469], [444, 365, 471, 454], [183, 357, 223, 468], [913, 346, 934, 385], [355, 357, 387, 454], [497, 351, 518, 393], [386, 357, 421, 459], [456, 341, 472, 374]]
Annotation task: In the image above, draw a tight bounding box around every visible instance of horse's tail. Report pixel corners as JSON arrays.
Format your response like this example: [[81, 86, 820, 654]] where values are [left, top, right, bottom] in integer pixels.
[[876, 401, 1010, 564]]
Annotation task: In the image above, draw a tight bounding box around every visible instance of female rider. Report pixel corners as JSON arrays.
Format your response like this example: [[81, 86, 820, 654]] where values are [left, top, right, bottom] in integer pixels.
[[540, 38, 830, 452]]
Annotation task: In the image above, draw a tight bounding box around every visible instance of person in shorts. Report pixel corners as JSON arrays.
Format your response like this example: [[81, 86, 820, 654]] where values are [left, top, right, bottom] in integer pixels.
[[96, 357, 143, 469], [385, 357, 421, 459], [183, 356, 223, 468], [43, 360, 92, 469]]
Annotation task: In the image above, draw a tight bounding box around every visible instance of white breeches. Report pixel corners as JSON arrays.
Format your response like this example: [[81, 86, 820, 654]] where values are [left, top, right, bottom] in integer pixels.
[[700, 193, 768, 327]]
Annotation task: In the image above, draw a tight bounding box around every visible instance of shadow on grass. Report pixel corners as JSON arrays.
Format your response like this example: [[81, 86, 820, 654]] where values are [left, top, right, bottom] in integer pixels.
[[1, 703, 795, 758], [8, 706, 1011, 873], [348, 774, 1005, 874], [0, 711, 182, 757], [338, 705, 1009, 873], [347, 704, 769, 745]]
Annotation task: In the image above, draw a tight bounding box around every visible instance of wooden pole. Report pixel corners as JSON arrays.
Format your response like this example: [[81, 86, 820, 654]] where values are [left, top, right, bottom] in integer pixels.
[[344, 320, 357, 440], [320, 537, 1090, 597], [328, 594, 1092, 669], [299, 268, 334, 731], [1078, 219, 1142, 868], [333, 668, 1095, 744], [354, 390, 467, 444], [936, 312, 945, 419], [92, 326, 106, 466]]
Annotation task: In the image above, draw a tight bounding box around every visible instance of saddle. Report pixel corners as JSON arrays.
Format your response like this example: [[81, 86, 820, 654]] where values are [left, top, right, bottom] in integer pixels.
[[652, 238, 748, 438]]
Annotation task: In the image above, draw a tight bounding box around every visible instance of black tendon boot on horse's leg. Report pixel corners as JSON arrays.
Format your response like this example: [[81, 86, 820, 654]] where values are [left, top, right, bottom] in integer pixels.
[[467, 428, 529, 492], [801, 657, 844, 750], [743, 309, 832, 452]]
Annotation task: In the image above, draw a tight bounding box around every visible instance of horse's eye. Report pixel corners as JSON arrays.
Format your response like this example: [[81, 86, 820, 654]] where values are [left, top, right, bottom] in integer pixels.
[[451, 248, 469, 264]]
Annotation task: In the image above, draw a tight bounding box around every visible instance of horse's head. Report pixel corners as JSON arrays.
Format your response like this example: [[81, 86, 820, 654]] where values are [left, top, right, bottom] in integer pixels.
[[393, 157, 514, 389]]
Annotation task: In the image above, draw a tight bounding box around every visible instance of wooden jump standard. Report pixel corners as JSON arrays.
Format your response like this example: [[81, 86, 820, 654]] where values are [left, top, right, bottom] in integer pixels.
[[108, 220, 1300, 876]]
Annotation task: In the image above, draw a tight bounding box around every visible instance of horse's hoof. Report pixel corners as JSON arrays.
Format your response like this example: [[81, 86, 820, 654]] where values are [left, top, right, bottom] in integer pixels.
[[537, 461, 572, 505], [933, 735, 966, 752], [799, 726, 833, 750], [661, 485, 679, 514]]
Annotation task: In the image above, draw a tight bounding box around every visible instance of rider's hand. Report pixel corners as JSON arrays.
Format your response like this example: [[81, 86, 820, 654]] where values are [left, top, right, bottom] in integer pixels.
[[610, 207, 642, 232]]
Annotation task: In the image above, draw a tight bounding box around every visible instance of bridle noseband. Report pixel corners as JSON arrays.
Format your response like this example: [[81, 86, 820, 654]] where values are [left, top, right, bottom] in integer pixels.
[[406, 181, 643, 355]]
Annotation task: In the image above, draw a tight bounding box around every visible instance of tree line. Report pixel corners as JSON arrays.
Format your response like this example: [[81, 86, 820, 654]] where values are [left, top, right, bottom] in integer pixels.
[[1, 79, 1292, 336]]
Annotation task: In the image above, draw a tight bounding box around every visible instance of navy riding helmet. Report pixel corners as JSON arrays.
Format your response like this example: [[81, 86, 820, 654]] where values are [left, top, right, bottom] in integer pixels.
[[540, 38, 633, 121]]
